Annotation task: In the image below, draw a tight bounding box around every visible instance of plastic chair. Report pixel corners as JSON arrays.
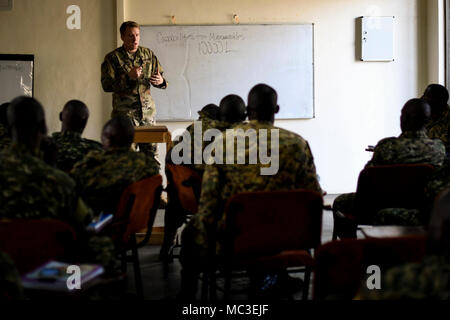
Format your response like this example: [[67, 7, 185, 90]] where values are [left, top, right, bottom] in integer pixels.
[[161, 164, 202, 261], [333, 164, 435, 239], [205, 189, 323, 300], [108, 174, 163, 299], [0, 219, 77, 274], [313, 235, 426, 300]]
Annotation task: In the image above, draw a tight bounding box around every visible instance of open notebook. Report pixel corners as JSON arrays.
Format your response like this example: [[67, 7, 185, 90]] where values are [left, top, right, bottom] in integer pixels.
[[22, 261, 104, 291]]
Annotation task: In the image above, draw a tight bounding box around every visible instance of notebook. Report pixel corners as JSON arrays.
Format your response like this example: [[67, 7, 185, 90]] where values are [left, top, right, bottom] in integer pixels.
[[22, 261, 104, 291]]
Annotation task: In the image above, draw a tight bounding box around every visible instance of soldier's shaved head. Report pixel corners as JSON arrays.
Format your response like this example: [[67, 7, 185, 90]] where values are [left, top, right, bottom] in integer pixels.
[[101, 116, 134, 150], [247, 84, 280, 123], [199, 104, 220, 121], [400, 98, 431, 132], [219, 94, 246, 124], [422, 84, 449, 117], [60, 100, 89, 134], [8, 96, 47, 148]]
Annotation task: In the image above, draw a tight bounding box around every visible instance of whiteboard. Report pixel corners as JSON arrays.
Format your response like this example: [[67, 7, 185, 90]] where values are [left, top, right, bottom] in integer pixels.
[[140, 24, 314, 121], [0, 54, 34, 104]]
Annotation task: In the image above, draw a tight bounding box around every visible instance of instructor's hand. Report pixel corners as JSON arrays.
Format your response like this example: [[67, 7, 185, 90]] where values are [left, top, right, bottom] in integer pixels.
[[150, 71, 164, 86], [128, 66, 142, 80]]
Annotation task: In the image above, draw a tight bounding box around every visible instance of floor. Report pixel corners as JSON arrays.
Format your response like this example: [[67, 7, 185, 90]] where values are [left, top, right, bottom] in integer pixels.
[[125, 194, 340, 300]]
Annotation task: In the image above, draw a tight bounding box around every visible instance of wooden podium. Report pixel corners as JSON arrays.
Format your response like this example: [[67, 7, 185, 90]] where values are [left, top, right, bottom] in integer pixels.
[[134, 125, 172, 150]]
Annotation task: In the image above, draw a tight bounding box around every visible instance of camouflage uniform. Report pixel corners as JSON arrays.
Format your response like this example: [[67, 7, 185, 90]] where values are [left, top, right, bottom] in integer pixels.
[[0, 144, 89, 227], [71, 147, 160, 215], [162, 115, 234, 259], [51, 131, 103, 173], [334, 130, 446, 226], [182, 120, 322, 257], [426, 105, 450, 145], [101, 46, 167, 126], [191, 119, 234, 174], [0, 124, 11, 150], [174, 111, 236, 174], [425, 160, 450, 208], [0, 252, 23, 300], [0, 144, 113, 268], [366, 130, 445, 168], [359, 255, 450, 299]]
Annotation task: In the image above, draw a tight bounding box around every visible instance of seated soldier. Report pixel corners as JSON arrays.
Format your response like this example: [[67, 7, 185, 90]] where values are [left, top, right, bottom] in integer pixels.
[[191, 95, 246, 173], [218, 94, 247, 125], [71, 116, 160, 215], [179, 83, 322, 298], [366, 98, 445, 167], [168, 104, 219, 169], [425, 151, 450, 212], [52, 100, 102, 173], [3, 100, 58, 167], [359, 187, 450, 299], [0, 97, 114, 268], [0, 102, 11, 150], [422, 84, 450, 145], [0, 97, 90, 227], [169, 98, 246, 174], [160, 98, 247, 261], [334, 98, 446, 227]]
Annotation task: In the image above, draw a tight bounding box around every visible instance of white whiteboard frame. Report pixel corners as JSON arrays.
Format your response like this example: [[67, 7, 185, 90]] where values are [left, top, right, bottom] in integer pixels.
[[139, 23, 315, 121]]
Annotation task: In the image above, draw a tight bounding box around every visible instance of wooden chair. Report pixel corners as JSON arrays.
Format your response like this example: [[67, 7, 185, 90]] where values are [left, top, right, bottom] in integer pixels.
[[205, 189, 323, 300], [107, 174, 163, 299], [0, 219, 77, 274], [333, 164, 434, 239], [313, 236, 426, 300], [161, 164, 202, 261]]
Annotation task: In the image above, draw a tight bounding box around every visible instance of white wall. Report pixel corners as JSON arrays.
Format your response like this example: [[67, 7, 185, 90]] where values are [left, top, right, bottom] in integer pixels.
[[427, 0, 446, 84], [121, 0, 431, 193]]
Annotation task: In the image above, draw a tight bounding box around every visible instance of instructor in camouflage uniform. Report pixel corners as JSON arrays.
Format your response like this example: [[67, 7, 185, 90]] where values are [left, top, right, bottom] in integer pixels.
[[101, 21, 167, 125], [101, 21, 167, 153]]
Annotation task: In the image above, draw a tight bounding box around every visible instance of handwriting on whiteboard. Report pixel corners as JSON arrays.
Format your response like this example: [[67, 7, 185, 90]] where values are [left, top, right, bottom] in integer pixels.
[[156, 31, 244, 55]]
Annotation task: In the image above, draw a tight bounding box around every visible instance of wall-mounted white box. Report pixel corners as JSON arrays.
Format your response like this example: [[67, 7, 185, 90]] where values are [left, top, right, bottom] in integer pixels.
[[358, 16, 394, 62]]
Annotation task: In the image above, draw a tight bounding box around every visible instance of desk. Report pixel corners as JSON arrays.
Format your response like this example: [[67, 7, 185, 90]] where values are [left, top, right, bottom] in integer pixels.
[[134, 126, 172, 150], [359, 226, 427, 238]]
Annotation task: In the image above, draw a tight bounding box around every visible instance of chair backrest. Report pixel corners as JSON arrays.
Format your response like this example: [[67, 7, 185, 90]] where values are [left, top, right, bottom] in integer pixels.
[[354, 164, 434, 224], [313, 236, 426, 300], [114, 174, 163, 243], [165, 164, 202, 214], [223, 189, 323, 258], [0, 219, 77, 274]]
